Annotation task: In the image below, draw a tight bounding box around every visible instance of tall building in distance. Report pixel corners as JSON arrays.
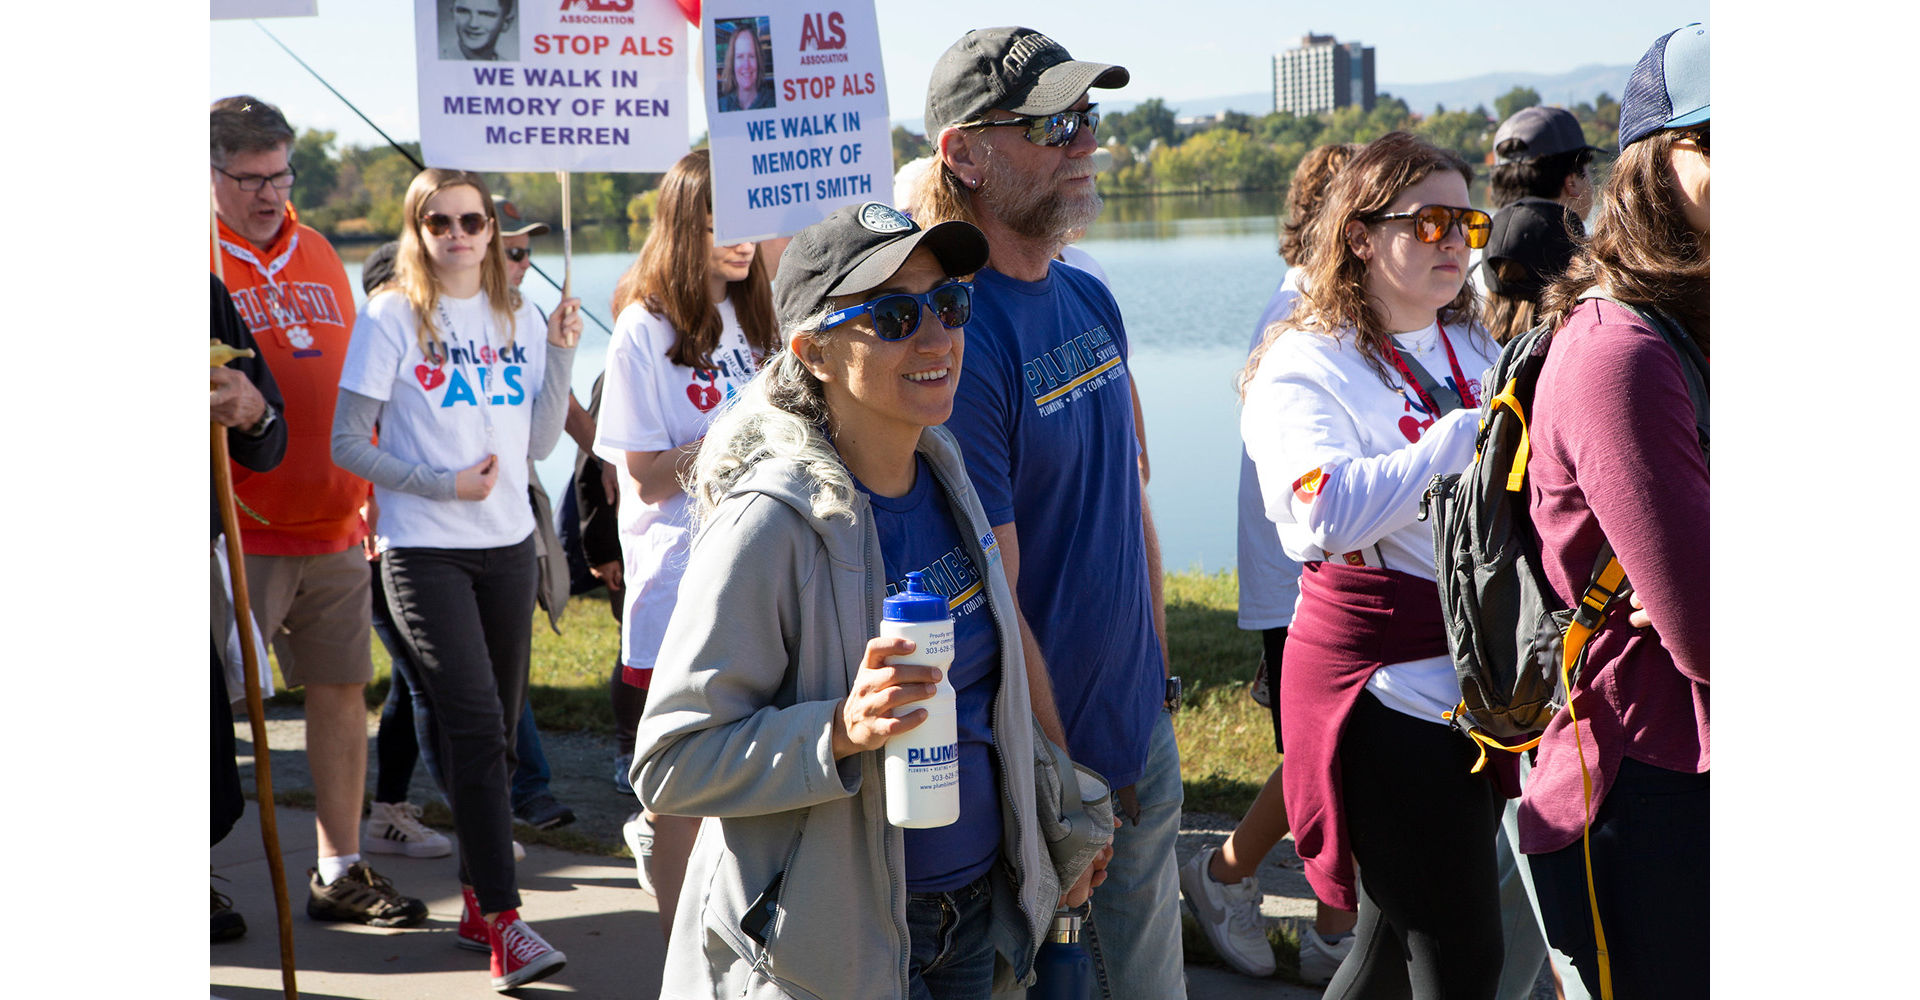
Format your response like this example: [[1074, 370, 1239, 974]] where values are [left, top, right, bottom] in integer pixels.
[[1273, 33, 1376, 117]]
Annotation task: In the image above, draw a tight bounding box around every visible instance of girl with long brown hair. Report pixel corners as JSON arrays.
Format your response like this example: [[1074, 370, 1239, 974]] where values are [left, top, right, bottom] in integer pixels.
[[331, 167, 581, 991], [1519, 25, 1709, 997], [1239, 131, 1506, 997], [594, 148, 778, 942]]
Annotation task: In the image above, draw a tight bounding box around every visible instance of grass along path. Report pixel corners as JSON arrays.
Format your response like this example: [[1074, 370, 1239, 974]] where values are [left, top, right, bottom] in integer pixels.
[[270, 568, 1281, 819]]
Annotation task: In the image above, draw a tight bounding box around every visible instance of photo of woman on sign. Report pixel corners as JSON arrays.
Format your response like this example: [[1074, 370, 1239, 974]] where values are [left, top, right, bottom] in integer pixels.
[[716, 17, 777, 113]]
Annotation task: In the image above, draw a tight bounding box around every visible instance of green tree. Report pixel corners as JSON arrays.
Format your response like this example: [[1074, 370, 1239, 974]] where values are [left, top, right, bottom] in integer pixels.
[[1494, 86, 1541, 122], [1149, 129, 1284, 193], [1414, 109, 1492, 165], [1255, 110, 1324, 150], [288, 129, 340, 216], [1105, 97, 1179, 152], [892, 126, 932, 170]]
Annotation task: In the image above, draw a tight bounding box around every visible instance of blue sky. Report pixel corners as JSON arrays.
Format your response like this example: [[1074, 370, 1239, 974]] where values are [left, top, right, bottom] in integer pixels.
[[212, 0, 1703, 149]]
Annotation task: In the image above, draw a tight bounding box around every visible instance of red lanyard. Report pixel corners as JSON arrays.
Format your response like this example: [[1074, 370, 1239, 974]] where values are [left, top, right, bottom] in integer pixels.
[[1383, 323, 1477, 415]]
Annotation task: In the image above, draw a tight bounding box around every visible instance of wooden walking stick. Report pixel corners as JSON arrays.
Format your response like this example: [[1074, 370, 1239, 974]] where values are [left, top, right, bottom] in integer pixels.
[[212, 259, 299, 998]]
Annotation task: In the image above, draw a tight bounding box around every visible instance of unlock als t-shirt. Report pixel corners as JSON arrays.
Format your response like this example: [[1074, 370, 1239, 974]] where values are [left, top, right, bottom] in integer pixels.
[[860, 454, 1002, 893], [339, 288, 548, 550], [594, 299, 760, 673]]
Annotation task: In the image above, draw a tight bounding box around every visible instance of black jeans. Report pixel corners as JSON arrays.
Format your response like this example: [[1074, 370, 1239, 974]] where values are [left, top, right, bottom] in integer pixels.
[[1529, 757, 1709, 999], [1326, 691, 1505, 1000], [380, 535, 537, 913]]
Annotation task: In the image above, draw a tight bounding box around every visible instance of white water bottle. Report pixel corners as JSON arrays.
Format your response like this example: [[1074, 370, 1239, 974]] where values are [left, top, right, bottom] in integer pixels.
[[881, 571, 960, 828]]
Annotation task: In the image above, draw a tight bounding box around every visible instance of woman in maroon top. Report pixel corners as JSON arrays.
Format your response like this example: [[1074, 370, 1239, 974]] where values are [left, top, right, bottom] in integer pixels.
[[1521, 24, 1710, 998]]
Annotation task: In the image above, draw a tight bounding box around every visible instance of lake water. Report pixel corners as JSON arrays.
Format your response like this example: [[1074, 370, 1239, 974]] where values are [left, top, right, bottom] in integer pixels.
[[340, 192, 1287, 573]]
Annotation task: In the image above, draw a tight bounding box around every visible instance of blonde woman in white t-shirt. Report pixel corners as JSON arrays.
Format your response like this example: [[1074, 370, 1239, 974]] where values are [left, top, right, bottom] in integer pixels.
[[594, 148, 779, 943], [1237, 132, 1505, 998], [331, 168, 580, 992]]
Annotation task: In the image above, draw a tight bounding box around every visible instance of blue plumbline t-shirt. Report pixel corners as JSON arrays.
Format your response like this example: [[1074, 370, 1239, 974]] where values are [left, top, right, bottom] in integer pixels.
[[857, 453, 1002, 892], [941, 263, 1163, 789]]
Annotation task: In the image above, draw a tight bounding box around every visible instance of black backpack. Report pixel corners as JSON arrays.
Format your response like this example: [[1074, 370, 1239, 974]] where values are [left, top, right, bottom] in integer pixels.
[[1420, 291, 1708, 763]]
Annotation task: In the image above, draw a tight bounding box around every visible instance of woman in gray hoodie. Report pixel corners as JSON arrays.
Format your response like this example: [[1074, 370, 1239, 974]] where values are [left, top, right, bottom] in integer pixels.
[[632, 202, 1110, 1000]]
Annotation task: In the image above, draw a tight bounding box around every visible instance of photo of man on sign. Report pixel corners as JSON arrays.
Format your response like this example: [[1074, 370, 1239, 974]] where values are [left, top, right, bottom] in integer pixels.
[[439, 0, 518, 62], [715, 17, 776, 113]]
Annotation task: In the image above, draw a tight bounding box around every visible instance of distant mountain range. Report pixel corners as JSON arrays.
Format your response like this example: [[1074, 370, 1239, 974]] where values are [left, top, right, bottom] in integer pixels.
[[895, 64, 1634, 133]]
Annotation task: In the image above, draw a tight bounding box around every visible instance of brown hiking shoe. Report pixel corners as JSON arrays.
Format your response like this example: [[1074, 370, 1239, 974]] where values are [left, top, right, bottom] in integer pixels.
[[306, 862, 428, 927]]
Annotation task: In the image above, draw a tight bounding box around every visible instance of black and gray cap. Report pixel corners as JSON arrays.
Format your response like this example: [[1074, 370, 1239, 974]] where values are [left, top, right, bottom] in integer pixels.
[[924, 27, 1129, 133], [1493, 106, 1606, 164], [773, 202, 989, 329], [492, 195, 551, 237]]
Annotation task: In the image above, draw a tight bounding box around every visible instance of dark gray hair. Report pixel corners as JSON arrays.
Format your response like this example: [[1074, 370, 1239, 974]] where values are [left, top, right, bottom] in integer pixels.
[[210, 95, 295, 167]]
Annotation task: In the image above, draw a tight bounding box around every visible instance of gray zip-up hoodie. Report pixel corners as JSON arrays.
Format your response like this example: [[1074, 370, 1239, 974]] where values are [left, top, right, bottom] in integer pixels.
[[634, 425, 1063, 1000]]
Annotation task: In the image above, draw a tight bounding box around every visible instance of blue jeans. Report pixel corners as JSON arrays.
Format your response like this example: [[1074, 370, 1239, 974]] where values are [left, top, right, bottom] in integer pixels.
[[1083, 710, 1186, 1000], [907, 872, 997, 1000]]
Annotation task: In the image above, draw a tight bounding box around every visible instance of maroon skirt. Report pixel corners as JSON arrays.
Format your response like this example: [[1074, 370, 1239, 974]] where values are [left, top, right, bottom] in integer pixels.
[[1279, 561, 1515, 911]]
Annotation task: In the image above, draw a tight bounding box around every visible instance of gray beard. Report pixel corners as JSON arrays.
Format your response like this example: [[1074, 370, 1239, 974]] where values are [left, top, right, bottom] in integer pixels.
[[982, 157, 1103, 244]]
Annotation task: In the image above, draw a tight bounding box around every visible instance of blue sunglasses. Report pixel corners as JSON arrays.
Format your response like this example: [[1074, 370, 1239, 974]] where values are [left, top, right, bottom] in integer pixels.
[[819, 280, 973, 341]]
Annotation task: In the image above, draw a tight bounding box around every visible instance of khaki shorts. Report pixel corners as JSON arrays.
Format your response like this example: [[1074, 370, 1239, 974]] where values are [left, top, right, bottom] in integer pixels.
[[244, 547, 374, 688]]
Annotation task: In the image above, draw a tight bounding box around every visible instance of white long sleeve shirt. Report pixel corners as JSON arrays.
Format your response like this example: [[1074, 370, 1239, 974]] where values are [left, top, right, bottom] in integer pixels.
[[1239, 319, 1498, 721]]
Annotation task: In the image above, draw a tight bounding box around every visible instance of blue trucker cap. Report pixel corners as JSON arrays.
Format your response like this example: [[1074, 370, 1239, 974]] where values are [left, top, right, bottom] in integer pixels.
[[1619, 23, 1710, 150]]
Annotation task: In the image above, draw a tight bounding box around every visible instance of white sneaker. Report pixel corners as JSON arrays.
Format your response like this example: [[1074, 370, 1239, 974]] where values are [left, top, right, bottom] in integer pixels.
[[622, 811, 655, 895], [1179, 845, 1275, 977], [1297, 927, 1354, 986], [363, 801, 453, 859], [614, 753, 634, 796], [512, 840, 526, 863]]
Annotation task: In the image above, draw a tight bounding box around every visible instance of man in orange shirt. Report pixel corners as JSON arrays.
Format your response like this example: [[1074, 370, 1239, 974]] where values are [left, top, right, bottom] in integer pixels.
[[210, 96, 423, 927]]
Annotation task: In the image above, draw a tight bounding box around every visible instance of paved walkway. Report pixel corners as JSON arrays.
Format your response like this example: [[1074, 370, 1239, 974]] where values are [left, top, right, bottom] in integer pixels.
[[210, 707, 1324, 999]]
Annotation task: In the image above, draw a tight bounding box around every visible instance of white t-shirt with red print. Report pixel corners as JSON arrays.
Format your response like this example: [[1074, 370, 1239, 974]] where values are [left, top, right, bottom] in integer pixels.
[[594, 298, 761, 673], [1239, 319, 1498, 723], [340, 288, 549, 550]]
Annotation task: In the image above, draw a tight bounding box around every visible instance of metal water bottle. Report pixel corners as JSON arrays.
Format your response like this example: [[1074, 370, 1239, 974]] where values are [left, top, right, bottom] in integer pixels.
[[1030, 909, 1093, 1000], [880, 571, 959, 828]]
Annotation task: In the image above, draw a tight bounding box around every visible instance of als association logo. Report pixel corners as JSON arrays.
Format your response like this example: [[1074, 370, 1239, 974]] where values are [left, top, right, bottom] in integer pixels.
[[1292, 467, 1326, 504], [558, 0, 632, 10], [798, 11, 847, 50]]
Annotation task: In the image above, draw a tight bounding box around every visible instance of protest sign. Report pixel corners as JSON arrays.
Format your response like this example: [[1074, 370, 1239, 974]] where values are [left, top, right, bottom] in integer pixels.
[[211, 0, 317, 17], [415, 0, 688, 172], [704, 2, 892, 244]]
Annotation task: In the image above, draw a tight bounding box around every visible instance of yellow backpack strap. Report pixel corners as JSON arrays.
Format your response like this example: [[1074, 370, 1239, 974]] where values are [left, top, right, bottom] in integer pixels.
[[1443, 702, 1544, 775], [1488, 384, 1530, 492], [1559, 545, 1625, 1000]]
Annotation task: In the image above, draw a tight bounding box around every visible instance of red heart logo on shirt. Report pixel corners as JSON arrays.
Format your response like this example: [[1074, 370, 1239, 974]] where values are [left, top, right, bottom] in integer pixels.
[[415, 364, 446, 391], [687, 383, 721, 411]]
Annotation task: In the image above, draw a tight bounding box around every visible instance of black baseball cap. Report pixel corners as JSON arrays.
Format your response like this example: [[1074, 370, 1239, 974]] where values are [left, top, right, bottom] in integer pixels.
[[492, 195, 551, 238], [1493, 106, 1605, 164], [1480, 198, 1580, 301], [773, 202, 989, 329], [924, 27, 1129, 133]]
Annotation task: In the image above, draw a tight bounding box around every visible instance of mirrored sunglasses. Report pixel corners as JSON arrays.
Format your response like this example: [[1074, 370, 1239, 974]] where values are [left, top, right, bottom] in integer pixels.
[[956, 107, 1099, 148], [820, 281, 973, 341], [1369, 205, 1492, 249]]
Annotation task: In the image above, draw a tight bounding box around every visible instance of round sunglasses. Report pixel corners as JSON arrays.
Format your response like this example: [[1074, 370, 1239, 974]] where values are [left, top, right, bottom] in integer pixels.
[[421, 212, 491, 237], [819, 281, 972, 341], [955, 106, 1099, 148], [1367, 205, 1492, 249]]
